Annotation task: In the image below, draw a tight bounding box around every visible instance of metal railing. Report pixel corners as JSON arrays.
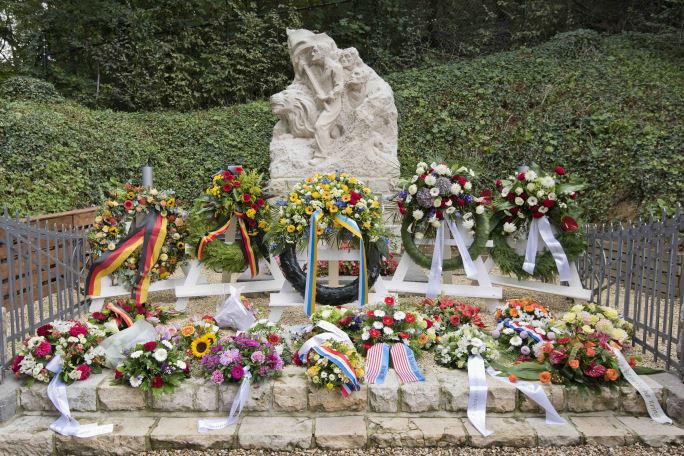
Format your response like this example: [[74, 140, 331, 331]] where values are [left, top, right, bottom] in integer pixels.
[[1, 208, 89, 381], [579, 206, 684, 378]]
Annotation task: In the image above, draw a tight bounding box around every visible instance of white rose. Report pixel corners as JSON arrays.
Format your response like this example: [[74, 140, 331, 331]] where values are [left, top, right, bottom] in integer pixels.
[[130, 350, 143, 359], [526, 182, 536, 192], [536, 190, 545, 198], [515, 197, 524, 206], [548, 192, 557, 200], [412, 209, 424, 220], [446, 207, 456, 214], [361, 332, 370, 341], [394, 311, 406, 320], [383, 327, 394, 335], [475, 205, 485, 214], [464, 182, 472, 191], [433, 197, 442, 207], [515, 186, 524, 195], [416, 166, 425, 174], [424, 175, 436, 186], [527, 196, 538, 206], [503, 222, 517, 233], [450, 183, 462, 194], [538, 206, 548, 214], [462, 219, 475, 230], [418, 161, 428, 169], [429, 187, 440, 197], [408, 184, 417, 195]]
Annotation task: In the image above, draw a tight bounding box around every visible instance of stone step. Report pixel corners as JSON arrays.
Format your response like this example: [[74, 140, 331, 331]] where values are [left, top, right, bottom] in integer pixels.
[[1, 412, 683, 454], [12, 365, 670, 417]]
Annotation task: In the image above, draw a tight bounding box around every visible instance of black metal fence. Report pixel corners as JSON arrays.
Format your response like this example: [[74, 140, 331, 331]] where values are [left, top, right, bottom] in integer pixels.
[[1, 209, 89, 381], [579, 206, 684, 378]]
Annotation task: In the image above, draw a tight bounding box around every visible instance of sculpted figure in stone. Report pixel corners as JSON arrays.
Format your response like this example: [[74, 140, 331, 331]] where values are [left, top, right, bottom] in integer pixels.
[[269, 29, 400, 196]]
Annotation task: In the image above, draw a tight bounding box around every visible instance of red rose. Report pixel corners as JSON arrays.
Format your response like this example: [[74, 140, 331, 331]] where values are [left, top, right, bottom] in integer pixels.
[[554, 166, 566, 175], [91, 312, 107, 322], [507, 192, 515, 202], [143, 341, 157, 351], [339, 315, 353, 327], [223, 183, 233, 192], [349, 191, 362, 205], [11, 355, 24, 373], [517, 172, 526, 180], [436, 210, 444, 220], [123, 200, 134, 210], [543, 199, 554, 208], [234, 166, 243, 174], [457, 199, 465, 207], [114, 369, 123, 379], [425, 319, 433, 328], [399, 205, 407, 215], [37, 324, 53, 337], [257, 198, 265, 207], [248, 218, 257, 227], [367, 311, 375, 317], [418, 174, 426, 180], [457, 176, 467, 187], [363, 343, 373, 350], [560, 215, 579, 232], [384, 296, 395, 306], [495, 179, 503, 188], [151, 374, 164, 388], [250, 203, 259, 211], [233, 180, 241, 187], [449, 314, 461, 326], [509, 207, 519, 215], [76, 364, 91, 381], [399, 332, 410, 339], [532, 211, 544, 219], [369, 328, 381, 338], [382, 316, 394, 326], [69, 322, 88, 337], [243, 194, 251, 203], [223, 170, 234, 181], [405, 313, 416, 323], [571, 191, 577, 200], [267, 333, 280, 345], [292, 351, 302, 366]]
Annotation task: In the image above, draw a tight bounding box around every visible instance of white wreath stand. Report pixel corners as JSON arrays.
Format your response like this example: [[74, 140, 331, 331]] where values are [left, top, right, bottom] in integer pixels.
[[174, 220, 285, 311], [268, 241, 388, 322], [483, 235, 591, 301], [385, 226, 502, 311]]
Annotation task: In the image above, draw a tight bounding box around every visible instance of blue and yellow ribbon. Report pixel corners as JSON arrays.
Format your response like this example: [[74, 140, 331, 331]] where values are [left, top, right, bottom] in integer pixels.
[[303, 210, 368, 317]]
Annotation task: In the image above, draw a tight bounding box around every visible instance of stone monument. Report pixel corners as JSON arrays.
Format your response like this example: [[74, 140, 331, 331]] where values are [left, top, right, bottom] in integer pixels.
[[269, 28, 400, 196]]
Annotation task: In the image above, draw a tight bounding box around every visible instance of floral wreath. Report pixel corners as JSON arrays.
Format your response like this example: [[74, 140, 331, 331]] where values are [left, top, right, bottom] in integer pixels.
[[490, 164, 586, 281], [87, 183, 189, 289], [394, 161, 490, 270], [267, 172, 388, 307], [187, 166, 270, 273]]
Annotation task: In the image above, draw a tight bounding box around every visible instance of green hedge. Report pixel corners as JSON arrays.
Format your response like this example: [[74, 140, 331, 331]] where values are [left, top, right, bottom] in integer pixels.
[[1, 31, 682, 220]]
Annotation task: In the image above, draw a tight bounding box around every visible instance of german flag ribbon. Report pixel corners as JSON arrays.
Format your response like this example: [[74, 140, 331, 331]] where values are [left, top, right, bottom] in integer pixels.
[[196, 212, 258, 278], [85, 211, 167, 306], [303, 211, 368, 317], [104, 301, 134, 328]]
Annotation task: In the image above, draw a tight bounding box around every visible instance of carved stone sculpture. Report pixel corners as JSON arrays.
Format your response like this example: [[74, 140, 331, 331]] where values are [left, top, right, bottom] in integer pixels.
[[269, 28, 400, 196]]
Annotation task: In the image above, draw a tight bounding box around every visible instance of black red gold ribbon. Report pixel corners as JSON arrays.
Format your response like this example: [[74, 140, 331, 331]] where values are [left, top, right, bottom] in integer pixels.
[[196, 212, 258, 277], [105, 301, 134, 328], [85, 211, 168, 306]]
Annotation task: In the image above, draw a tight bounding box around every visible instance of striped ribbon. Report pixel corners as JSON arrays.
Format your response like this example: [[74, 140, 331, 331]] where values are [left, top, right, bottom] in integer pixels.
[[196, 212, 258, 277], [104, 301, 133, 328], [365, 343, 424, 384], [502, 318, 550, 344], [304, 210, 368, 317], [312, 344, 361, 396], [85, 211, 167, 306]]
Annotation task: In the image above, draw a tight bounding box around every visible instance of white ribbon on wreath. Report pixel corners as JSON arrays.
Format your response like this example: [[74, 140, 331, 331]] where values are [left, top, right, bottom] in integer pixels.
[[521, 216, 571, 281], [426, 219, 478, 298]]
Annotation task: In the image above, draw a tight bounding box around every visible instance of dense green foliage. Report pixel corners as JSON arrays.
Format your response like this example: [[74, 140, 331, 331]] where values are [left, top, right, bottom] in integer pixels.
[[1, 0, 681, 111], [1, 31, 682, 220]]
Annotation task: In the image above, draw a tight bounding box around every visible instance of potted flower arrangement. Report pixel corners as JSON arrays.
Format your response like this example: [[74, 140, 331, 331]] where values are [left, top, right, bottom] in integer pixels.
[[89, 298, 176, 334], [417, 296, 482, 333], [359, 296, 437, 353], [434, 324, 499, 369], [394, 161, 490, 271], [490, 164, 586, 281], [201, 334, 284, 385], [113, 338, 190, 397], [302, 340, 364, 396], [11, 321, 107, 385]]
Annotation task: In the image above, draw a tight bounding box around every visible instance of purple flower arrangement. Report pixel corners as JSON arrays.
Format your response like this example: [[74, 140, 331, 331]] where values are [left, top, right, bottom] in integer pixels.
[[201, 334, 284, 385]]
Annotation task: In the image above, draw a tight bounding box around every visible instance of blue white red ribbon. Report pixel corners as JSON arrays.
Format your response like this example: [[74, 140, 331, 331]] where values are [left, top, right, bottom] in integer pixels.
[[312, 344, 361, 396], [303, 211, 368, 316], [297, 320, 353, 364], [502, 318, 550, 344], [365, 343, 424, 384]]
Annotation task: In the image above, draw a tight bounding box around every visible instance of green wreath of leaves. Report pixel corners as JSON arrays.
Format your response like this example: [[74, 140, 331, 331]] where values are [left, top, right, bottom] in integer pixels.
[[401, 213, 490, 271]]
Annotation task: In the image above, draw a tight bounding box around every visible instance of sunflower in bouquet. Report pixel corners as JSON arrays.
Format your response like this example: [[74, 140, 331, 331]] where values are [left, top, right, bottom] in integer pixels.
[[176, 316, 220, 359]]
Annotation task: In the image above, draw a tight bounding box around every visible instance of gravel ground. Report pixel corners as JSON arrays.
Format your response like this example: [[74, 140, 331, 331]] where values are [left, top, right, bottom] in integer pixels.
[[142, 444, 684, 456]]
